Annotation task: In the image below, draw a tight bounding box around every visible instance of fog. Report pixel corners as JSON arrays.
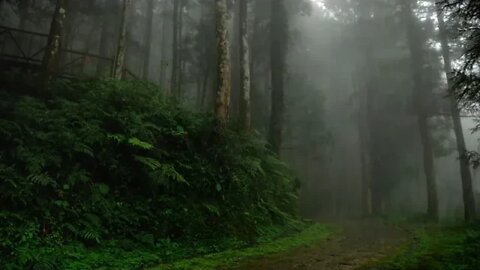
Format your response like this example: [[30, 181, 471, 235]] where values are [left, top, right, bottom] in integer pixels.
[[1, 0, 479, 222]]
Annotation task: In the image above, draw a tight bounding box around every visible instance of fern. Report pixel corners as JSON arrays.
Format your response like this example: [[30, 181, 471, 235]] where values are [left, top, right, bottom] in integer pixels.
[[128, 137, 154, 150], [27, 174, 56, 187]]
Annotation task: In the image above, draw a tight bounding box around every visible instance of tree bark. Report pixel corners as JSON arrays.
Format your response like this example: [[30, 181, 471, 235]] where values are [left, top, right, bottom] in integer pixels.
[[356, 74, 371, 216], [170, 0, 180, 95], [159, 0, 168, 88], [112, 0, 131, 79], [42, 0, 67, 82], [143, 0, 155, 80], [214, 0, 232, 124], [97, 1, 113, 75], [177, 0, 185, 96], [268, 0, 288, 153], [239, 0, 251, 131], [402, 0, 439, 221], [436, 7, 477, 221]]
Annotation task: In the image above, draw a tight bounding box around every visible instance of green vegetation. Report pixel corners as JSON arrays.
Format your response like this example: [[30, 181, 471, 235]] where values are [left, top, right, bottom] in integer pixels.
[[364, 223, 480, 270], [153, 223, 332, 270], [0, 78, 308, 269]]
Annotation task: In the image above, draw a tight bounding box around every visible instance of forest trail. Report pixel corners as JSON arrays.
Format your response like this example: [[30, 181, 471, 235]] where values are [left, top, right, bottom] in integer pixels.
[[229, 219, 406, 270]]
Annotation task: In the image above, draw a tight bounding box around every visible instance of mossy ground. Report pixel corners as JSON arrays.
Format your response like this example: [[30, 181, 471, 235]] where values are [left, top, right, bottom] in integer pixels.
[[151, 223, 333, 270]]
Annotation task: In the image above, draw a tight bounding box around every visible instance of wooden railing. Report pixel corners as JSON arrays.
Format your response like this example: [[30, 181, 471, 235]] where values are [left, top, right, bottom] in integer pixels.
[[0, 25, 137, 79], [0, 25, 48, 66]]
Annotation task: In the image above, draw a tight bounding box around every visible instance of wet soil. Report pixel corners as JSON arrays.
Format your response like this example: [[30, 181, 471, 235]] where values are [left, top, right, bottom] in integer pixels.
[[229, 218, 406, 270]]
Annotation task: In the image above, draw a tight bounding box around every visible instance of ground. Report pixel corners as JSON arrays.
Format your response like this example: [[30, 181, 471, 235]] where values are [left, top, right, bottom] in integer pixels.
[[229, 219, 407, 270]]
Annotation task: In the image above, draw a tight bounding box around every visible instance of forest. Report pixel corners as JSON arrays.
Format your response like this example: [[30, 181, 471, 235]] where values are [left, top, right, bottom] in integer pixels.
[[0, 0, 480, 269]]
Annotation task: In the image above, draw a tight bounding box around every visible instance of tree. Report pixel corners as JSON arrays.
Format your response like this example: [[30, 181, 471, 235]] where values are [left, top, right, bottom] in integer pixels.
[[436, 5, 477, 221], [143, 0, 155, 80], [239, 0, 251, 131], [170, 0, 180, 94], [402, 0, 439, 221], [42, 0, 67, 82], [214, 0, 231, 124], [112, 0, 131, 79], [440, 0, 480, 103], [268, 0, 288, 153]]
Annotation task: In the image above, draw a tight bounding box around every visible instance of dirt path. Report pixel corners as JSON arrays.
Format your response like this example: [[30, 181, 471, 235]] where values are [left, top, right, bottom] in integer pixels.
[[230, 219, 406, 270]]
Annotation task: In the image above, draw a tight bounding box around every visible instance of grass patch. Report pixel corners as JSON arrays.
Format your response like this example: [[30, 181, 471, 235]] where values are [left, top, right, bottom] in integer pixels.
[[362, 223, 480, 270], [150, 223, 333, 270]]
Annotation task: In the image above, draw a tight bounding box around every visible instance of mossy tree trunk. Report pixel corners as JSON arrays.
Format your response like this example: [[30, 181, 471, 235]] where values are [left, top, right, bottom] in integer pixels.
[[112, 0, 131, 79], [239, 0, 251, 131], [214, 0, 231, 125], [42, 0, 67, 82]]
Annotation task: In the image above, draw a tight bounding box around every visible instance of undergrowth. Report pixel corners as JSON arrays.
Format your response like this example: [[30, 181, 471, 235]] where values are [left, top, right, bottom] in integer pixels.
[[0, 78, 300, 269], [363, 222, 480, 270]]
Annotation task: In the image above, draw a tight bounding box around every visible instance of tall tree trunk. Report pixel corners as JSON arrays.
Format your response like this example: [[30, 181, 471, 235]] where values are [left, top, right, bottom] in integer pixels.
[[159, 0, 168, 88], [177, 0, 184, 96], [214, 0, 231, 124], [268, 0, 288, 153], [356, 74, 371, 216], [97, 1, 113, 75], [143, 0, 155, 80], [436, 7, 477, 221], [239, 0, 251, 131], [112, 0, 131, 79], [402, 0, 439, 221], [170, 0, 180, 95], [42, 0, 67, 82]]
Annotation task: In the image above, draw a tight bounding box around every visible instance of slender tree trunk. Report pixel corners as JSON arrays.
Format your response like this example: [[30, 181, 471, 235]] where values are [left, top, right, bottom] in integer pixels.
[[97, 1, 112, 75], [143, 0, 155, 80], [159, 0, 168, 88], [239, 0, 251, 131], [356, 74, 371, 216], [112, 0, 131, 79], [214, 0, 231, 124], [268, 0, 288, 153], [177, 0, 184, 96], [42, 0, 67, 82], [402, 0, 439, 221], [170, 0, 180, 94], [436, 7, 477, 221], [200, 61, 211, 109]]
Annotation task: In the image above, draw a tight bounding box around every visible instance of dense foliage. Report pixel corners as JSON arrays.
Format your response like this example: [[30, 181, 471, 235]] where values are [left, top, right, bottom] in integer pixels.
[[0, 78, 299, 269], [441, 0, 480, 103]]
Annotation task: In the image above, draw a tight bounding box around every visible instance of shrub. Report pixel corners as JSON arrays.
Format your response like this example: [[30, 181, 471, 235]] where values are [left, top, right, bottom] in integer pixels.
[[0, 78, 298, 268]]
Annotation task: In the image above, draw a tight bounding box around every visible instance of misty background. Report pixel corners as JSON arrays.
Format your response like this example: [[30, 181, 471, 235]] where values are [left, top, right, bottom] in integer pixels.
[[1, 0, 479, 221]]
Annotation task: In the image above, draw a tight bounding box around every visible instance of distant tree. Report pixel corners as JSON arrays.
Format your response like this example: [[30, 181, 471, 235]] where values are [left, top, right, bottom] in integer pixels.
[[170, 0, 180, 94], [112, 0, 131, 79], [436, 3, 477, 221], [143, 0, 155, 80], [402, 0, 439, 221], [159, 0, 169, 88], [42, 0, 67, 82], [214, 0, 231, 124], [268, 0, 288, 153], [239, 0, 251, 131]]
